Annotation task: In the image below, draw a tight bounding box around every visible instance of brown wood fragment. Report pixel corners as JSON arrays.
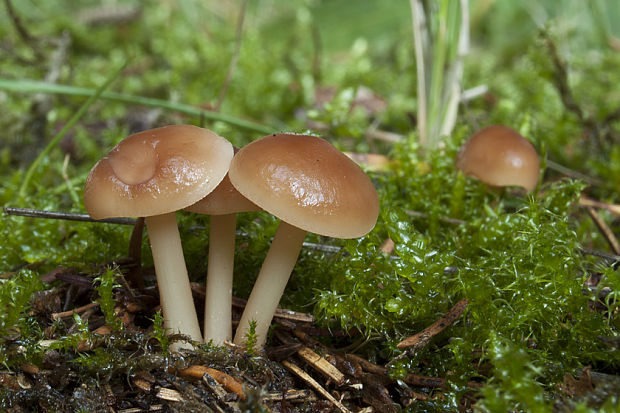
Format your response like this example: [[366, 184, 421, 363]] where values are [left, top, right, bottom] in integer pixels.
[[156, 387, 183, 402], [132, 376, 152, 393], [51, 302, 100, 320], [297, 346, 346, 386], [586, 207, 620, 255], [397, 299, 468, 349], [174, 365, 246, 400], [282, 360, 352, 413]]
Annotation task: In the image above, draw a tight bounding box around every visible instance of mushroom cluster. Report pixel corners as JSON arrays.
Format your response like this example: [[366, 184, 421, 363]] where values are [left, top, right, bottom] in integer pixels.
[[84, 127, 379, 350]]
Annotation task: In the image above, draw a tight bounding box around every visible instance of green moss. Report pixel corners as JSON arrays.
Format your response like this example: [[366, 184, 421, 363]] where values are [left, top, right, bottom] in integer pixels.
[[316, 137, 619, 406]]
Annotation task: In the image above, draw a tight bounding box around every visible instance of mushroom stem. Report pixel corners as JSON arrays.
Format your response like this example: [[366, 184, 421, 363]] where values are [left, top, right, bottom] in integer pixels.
[[145, 212, 202, 348], [203, 213, 237, 344], [233, 220, 306, 348]]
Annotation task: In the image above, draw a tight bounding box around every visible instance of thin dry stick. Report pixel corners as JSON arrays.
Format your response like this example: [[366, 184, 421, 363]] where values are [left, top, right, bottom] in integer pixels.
[[547, 160, 603, 186], [214, 0, 248, 112], [51, 302, 100, 320], [580, 196, 620, 216], [585, 207, 620, 255], [397, 299, 468, 349], [282, 360, 352, 413], [542, 31, 602, 147], [4, 0, 40, 53], [3, 207, 136, 225]]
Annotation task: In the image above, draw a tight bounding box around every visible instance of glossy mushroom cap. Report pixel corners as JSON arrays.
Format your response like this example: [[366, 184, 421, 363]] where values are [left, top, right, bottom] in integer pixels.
[[456, 125, 540, 192], [229, 133, 379, 238], [84, 125, 234, 219]]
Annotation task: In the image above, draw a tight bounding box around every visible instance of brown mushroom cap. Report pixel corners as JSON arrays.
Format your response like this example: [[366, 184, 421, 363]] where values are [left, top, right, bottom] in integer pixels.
[[185, 148, 261, 215], [228, 133, 379, 238], [84, 125, 233, 219], [456, 125, 540, 192]]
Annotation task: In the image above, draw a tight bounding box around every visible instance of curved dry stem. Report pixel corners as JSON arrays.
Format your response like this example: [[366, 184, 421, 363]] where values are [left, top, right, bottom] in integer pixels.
[[233, 220, 306, 348], [203, 213, 237, 344], [145, 212, 202, 350]]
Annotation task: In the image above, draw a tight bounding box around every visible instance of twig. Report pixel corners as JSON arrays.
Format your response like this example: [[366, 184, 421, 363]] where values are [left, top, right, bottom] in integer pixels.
[[579, 196, 620, 216], [51, 302, 100, 320], [546, 160, 603, 186], [214, 0, 248, 112], [4, 207, 345, 258], [282, 360, 352, 413], [3, 207, 137, 225], [3, 0, 41, 59], [32, 31, 72, 120], [396, 299, 468, 349], [585, 207, 620, 255], [541, 31, 601, 147], [580, 248, 620, 261], [230, 296, 315, 324]]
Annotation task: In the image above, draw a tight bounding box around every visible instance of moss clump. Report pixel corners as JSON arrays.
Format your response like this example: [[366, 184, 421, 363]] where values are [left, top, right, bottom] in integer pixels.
[[315, 136, 620, 409]]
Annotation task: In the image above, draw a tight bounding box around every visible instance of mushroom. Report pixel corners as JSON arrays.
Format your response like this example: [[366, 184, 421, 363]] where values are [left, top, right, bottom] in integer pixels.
[[456, 125, 540, 192], [185, 151, 261, 345], [84, 125, 233, 347], [228, 133, 379, 348]]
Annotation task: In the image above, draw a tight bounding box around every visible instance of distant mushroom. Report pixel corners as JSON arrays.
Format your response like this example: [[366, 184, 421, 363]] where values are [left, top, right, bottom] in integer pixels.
[[84, 125, 233, 348], [185, 150, 261, 345], [229, 133, 379, 348], [456, 125, 540, 192]]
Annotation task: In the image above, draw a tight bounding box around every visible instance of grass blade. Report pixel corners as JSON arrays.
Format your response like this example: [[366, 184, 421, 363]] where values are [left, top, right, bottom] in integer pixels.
[[0, 78, 274, 135]]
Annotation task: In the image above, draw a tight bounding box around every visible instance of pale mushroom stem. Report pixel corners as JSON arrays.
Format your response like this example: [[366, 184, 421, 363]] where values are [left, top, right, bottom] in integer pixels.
[[233, 220, 306, 348], [203, 213, 237, 344], [145, 212, 202, 349]]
